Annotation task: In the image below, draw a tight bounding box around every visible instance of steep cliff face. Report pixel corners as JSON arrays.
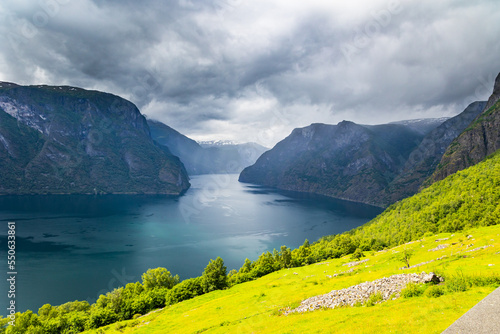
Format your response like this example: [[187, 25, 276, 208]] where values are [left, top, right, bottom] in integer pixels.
[[239, 121, 422, 207], [0, 82, 190, 195], [381, 101, 486, 204], [148, 119, 267, 175], [429, 72, 500, 183]]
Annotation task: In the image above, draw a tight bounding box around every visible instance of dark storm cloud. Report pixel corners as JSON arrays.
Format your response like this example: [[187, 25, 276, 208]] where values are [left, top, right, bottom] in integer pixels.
[[0, 0, 499, 145]]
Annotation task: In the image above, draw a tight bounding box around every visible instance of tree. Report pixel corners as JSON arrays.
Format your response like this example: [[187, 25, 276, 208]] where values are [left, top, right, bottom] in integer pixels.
[[399, 248, 415, 268], [275, 246, 293, 269], [141, 267, 179, 290], [239, 258, 253, 274], [5, 311, 42, 334], [252, 251, 278, 276], [350, 248, 364, 261], [202, 257, 228, 293]]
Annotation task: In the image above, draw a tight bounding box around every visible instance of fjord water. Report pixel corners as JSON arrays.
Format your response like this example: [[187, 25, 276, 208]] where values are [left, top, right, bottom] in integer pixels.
[[0, 174, 381, 315]]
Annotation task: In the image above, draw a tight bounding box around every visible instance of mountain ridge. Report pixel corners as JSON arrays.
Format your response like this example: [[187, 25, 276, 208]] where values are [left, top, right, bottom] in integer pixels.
[[0, 83, 190, 195], [429, 72, 500, 183], [239, 121, 424, 207], [148, 119, 267, 175]]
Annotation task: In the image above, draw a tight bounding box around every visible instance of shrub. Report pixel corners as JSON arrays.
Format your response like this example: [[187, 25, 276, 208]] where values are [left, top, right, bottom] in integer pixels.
[[424, 285, 445, 298], [142, 268, 179, 290], [165, 277, 204, 306], [401, 283, 425, 298], [350, 248, 364, 261], [364, 292, 383, 307], [445, 272, 500, 293], [445, 272, 470, 293]]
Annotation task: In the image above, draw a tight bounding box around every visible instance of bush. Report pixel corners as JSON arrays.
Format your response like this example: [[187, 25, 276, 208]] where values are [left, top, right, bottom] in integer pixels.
[[424, 285, 445, 298], [445, 272, 470, 293], [445, 272, 500, 293], [142, 268, 179, 290], [401, 283, 426, 298], [364, 292, 383, 307], [85, 307, 118, 329], [350, 248, 364, 261], [165, 277, 204, 305]]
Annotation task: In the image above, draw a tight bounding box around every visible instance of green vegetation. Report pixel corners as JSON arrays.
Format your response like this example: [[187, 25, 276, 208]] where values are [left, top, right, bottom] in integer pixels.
[[364, 292, 383, 307], [79, 225, 499, 334], [3, 150, 500, 333], [401, 283, 425, 298], [398, 248, 415, 268]]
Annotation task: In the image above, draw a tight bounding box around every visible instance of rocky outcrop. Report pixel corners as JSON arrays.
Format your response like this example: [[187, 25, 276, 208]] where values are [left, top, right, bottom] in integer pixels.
[[286, 272, 442, 314], [239, 121, 423, 207], [429, 72, 500, 183], [148, 119, 267, 175], [0, 82, 190, 195], [381, 101, 486, 204]]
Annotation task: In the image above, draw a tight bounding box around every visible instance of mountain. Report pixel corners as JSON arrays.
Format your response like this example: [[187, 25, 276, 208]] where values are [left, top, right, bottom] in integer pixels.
[[239, 121, 423, 207], [389, 117, 449, 135], [0, 82, 190, 195], [357, 149, 500, 245], [429, 72, 500, 183], [148, 119, 267, 175], [380, 101, 486, 204], [198, 140, 238, 147]]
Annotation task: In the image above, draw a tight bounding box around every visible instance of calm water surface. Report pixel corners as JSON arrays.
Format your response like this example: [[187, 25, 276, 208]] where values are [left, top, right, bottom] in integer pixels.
[[0, 174, 382, 314]]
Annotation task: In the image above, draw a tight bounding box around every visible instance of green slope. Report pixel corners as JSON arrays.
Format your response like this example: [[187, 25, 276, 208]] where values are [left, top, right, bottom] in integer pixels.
[[354, 150, 500, 247], [85, 225, 500, 334]]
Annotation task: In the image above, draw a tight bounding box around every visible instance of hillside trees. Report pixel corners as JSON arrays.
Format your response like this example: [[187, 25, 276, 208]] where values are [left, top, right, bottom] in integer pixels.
[[202, 257, 228, 293]]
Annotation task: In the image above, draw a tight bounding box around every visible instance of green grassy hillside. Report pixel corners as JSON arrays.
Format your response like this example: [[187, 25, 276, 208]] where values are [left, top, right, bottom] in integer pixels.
[[86, 225, 500, 334]]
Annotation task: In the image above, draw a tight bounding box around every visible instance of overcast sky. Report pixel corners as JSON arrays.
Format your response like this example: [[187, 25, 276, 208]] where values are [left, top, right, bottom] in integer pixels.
[[0, 0, 499, 146]]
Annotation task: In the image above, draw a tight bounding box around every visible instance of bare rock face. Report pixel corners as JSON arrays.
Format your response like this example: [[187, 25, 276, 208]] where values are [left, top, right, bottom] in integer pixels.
[[485, 72, 500, 111], [0, 83, 190, 195], [239, 121, 424, 207], [429, 72, 500, 184]]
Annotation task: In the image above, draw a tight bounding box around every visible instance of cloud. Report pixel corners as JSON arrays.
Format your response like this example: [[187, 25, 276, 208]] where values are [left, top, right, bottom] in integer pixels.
[[0, 0, 499, 146]]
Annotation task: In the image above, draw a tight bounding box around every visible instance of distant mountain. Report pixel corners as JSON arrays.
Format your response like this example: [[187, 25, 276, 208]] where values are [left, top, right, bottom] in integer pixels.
[[147, 119, 267, 175], [429, 72, 500, 183], [389, 117, 449, 135], [0, 82, 190, 195], [198, 140, 238, 147], [381, 101, 486, 204], [239, 121, 423, 207]]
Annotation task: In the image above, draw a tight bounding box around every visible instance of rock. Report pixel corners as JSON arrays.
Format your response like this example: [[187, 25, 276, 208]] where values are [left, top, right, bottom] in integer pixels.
[[239, 121, 424, 207], [421, 272, 441, 284], [429, 72, 500, 183], [0, 83, 190, 195], [285, 272, 444, 315]]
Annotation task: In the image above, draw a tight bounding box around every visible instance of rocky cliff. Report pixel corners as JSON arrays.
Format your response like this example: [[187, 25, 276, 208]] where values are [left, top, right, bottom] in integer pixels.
[[381, 101, 486, 204], [239, 121, 423, 207], [429, 72, 500, 183], [148, 119, 267, 175], [0, 82, 190, 195]]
